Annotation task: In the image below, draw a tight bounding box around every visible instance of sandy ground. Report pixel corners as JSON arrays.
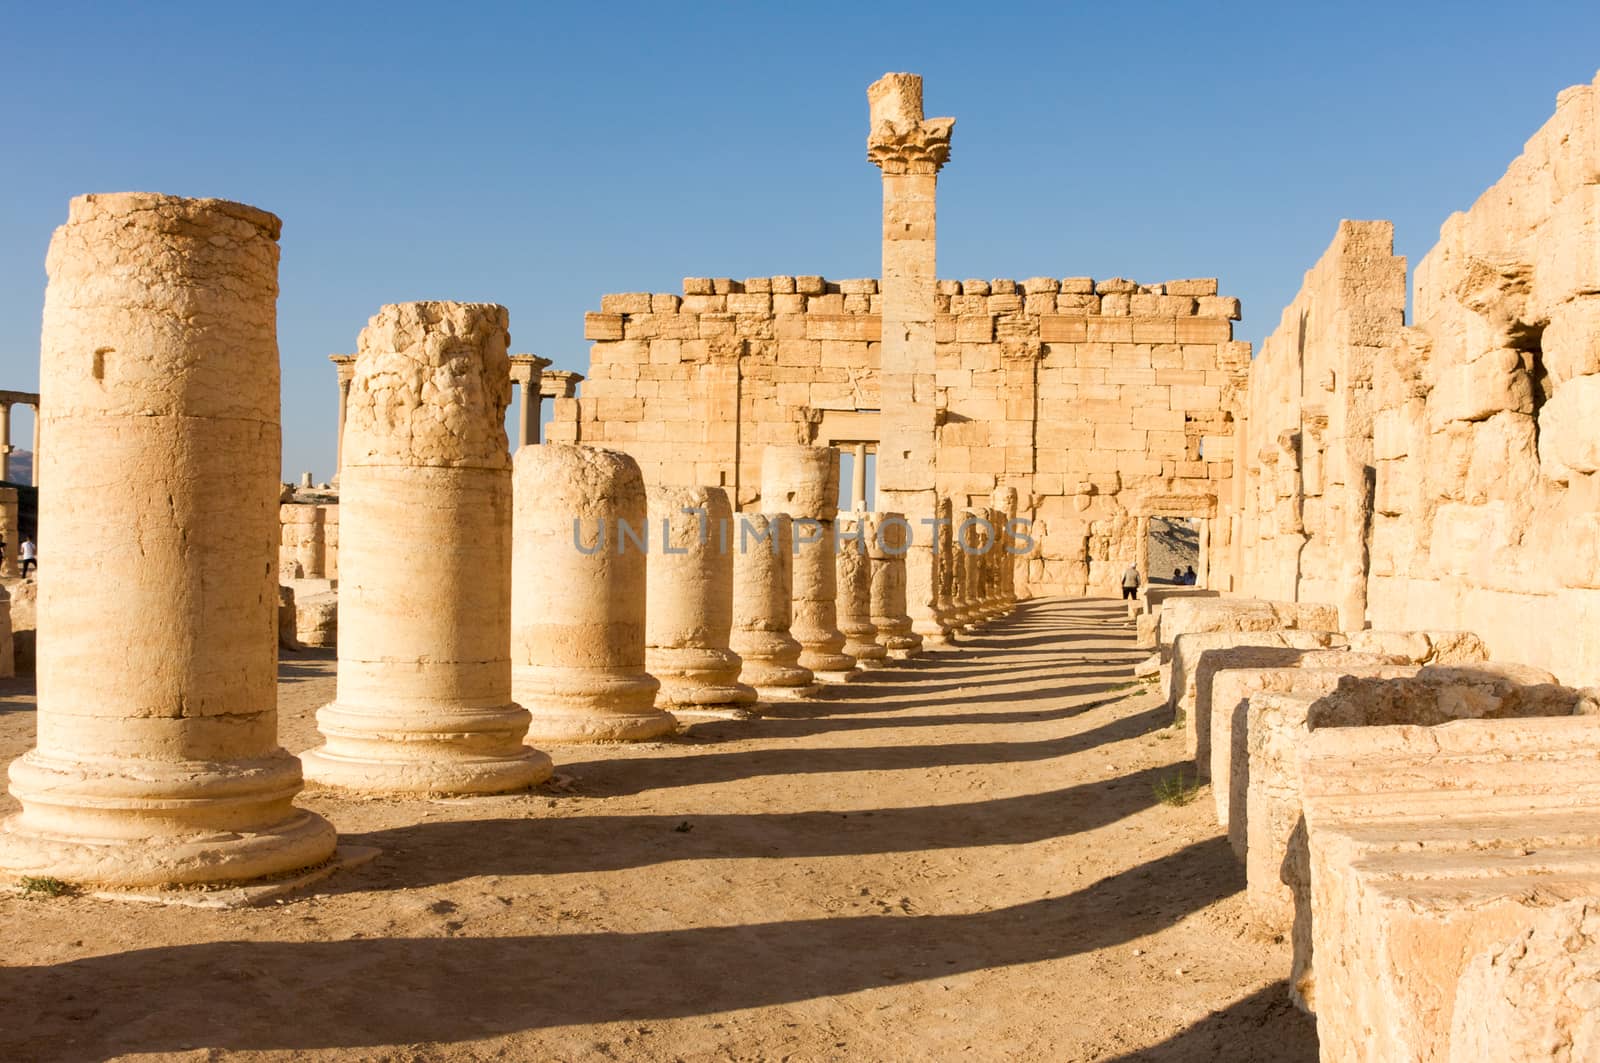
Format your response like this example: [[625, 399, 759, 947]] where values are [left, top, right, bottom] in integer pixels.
[[0, 597, 1316, 1062]]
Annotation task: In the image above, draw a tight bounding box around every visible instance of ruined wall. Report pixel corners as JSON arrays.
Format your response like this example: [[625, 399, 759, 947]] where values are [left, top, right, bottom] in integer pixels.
[[1366, 71, 1600, 684], [1227, 71, 1600, 685], [1228, 221, 1406, 628], [559, 275, 1249, 596]]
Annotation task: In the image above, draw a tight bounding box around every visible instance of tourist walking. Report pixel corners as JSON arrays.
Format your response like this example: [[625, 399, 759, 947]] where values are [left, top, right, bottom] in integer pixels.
[[19, 536, 36, 577], [1121, 563, 1141, 601]]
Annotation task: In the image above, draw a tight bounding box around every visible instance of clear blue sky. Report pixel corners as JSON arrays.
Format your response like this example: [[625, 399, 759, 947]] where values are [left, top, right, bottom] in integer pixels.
[[2, 1, 1596, 480]]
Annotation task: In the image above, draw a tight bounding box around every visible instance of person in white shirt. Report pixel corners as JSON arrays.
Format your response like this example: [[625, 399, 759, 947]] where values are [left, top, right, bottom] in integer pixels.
[[19, 536, 36, 578], [1120, 563, 1141, 601]]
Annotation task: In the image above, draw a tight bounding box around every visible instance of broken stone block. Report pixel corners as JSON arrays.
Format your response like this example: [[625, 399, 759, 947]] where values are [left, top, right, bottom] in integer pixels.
[[1158, 597, 1339, 660], [1449, 898, 1600, 1062]]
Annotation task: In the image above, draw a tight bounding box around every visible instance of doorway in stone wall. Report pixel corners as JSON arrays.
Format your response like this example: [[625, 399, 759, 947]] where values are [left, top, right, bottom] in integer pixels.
[[1145, 516, 1200, 586], [837, 444, 876, 511]]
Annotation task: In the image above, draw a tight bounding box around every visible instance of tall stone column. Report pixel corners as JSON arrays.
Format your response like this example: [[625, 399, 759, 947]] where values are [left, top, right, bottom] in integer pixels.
[[0, 488, 17, 577], [933, 495, 957, 632], [761, 444, 855, 679], [29, 405, 39, 487], [851, 443, 868, 510], [868, 72, 953, 648], [512, 444, 674, 741], [729, 512, 815, 697], [645, 485, 756, 712], [303, 302, 550, 794], [0, 193, 336, 885], [835, 513, 886, 664], [993, 487, 1019, 611], [868, 512, 922, 657], [329, 354, 354, 477], [0, 402, 10, 483], [956, 507, 986, 627]]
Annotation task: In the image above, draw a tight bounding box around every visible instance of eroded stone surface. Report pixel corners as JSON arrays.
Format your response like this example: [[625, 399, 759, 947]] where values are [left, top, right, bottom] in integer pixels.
[[730, 512, 814, 697]]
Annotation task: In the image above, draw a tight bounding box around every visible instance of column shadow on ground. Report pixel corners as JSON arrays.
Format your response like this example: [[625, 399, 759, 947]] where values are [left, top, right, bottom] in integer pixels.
[[0, 837, 1244, 1060]]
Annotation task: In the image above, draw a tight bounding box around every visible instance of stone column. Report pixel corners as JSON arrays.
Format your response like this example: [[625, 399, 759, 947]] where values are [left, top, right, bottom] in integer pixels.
[[303, 302, 550, 794], [869, 72, 953, 649], [992, 487, 1019, 611], [519, 384, 538, 447], [329, 354, 354, 477], [851, 443, 868, 510], [835, 513, 886, 664], [29, 405, 39, 487], [933, 495, 957, 632], [0, 402, 10, 482], [645, 484, 756, 712], [0, 488, 16, 578], [761, 444, 855, 679], [729, 512, 815, 697], [512, 444, 673, 741], [868, 512, 922, 657], [0, 193, 336, 886], [956, 507, 987, 627]]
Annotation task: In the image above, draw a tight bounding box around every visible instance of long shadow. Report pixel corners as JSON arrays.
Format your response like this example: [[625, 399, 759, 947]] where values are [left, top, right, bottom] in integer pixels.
[[331, 765, 1177, 889], [744, 692, 1139, 737], [1099, 981, 1318, 1061], [820, 667, 1137, 704], [558, 704, 1169, 797], [0, 837, 1240, 1059]]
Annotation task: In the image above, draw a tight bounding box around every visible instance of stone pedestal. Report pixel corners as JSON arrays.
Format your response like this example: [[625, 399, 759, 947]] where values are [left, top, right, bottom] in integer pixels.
[[761, 445, 855, 678], [868, 512, 922, 657], [836, 513, 886, 664], [729, 512, 815, 697], [0, 193, 336, 886], [645, 485, 756, 711], [932, 494, 958, 636], [513, 444, 674, 741], [992, 487, 1019, 612], [303, 302, 550, 795], [955, 507, 987, 628]]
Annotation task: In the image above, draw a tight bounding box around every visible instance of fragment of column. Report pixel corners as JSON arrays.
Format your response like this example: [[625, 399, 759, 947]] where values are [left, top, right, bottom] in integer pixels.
[[760, 444, 855, 678], [932, 495, 957, 633], [835, 513, 886, 664], [868, 511, 922, 657], [0, 192, 336, 885], [992, 487, 1019, 612], [302, 302, 550, 794], [512, 444, 674, 741], [645, 485, 756, 712], [729, 512, 816, 697]]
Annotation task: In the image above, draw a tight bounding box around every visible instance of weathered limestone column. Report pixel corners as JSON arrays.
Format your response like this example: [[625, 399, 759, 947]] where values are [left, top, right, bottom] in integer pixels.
[[513, 444, 673, 741], [761, 444, 855, 679], [868, 512, 922, 657], [0, 402, 10, 482], [0, 193, 336, 885], [303, 302, 550, 794], [957, 507, 987, 626], [835, 513, 886, 664], [328, 354, 354, 476], [645, 485, 756, 712], [29, 405, 39, 487], [851, 443, 868, 509], [983, 506, 1008, 619], [869, 72, 954, 649], [0, 487, 17, 578], [933, 495, 957, 632], [992, 487, 1019, 612], [729, 512, 815, 697]]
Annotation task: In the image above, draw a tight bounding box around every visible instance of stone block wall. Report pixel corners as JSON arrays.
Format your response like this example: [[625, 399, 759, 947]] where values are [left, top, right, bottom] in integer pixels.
[[1223, 70, 1600, 685], [562, 274, 1249, 597]]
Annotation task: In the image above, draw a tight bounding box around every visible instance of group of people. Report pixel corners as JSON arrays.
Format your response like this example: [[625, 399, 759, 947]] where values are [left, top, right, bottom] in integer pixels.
[[0, 535, 36, 577], [1119, 561, 1197, 600]]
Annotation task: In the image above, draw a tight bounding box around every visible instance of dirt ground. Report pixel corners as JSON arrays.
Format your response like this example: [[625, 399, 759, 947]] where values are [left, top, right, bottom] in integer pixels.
[[0, 597, 1317, 1062]]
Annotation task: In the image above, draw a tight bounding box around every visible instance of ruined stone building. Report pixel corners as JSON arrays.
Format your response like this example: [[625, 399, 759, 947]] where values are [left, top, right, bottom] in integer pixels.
[[1226, 71, 1600, 685], [546, 76, 1250, 602]]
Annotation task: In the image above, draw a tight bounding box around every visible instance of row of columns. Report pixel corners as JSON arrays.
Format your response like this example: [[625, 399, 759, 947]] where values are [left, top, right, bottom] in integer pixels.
[[0, 393, 41, 487], [0, 191, 1024, 889]]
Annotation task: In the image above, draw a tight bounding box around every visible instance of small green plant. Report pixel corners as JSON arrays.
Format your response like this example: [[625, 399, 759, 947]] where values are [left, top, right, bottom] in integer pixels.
[[1153, 772, 1203, 807], [18, 876, 73, 898]]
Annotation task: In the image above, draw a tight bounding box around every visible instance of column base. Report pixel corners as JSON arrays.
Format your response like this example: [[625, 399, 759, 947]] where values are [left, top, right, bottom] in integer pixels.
[[655, 678, 759, 709], [737, 660, 816, 692], [303, 701, 551, 796], [799, 649, 857, 674], [754, 683, 823, 701], [523, 705, 679, 743], [0, 749, 337, 888]]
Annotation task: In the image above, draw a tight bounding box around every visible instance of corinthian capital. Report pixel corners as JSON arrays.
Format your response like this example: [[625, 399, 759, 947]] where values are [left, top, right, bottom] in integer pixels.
[[867, 72, 954, 175]]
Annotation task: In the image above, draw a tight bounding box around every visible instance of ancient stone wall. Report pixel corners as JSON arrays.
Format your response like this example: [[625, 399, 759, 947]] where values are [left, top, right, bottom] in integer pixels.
[[1224, 70, 1600, 685], [279, 502, 339, 580], [561, 274, 1249, 596], [1225, 221, 1406, 627]]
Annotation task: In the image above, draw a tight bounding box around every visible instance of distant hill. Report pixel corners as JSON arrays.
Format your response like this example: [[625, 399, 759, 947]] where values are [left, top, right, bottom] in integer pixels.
[[3, 448, 32, 486]]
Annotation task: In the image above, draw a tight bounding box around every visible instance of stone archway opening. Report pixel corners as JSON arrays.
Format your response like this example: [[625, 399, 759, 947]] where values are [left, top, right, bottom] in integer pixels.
[[1145, 516, 1200, 587]]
